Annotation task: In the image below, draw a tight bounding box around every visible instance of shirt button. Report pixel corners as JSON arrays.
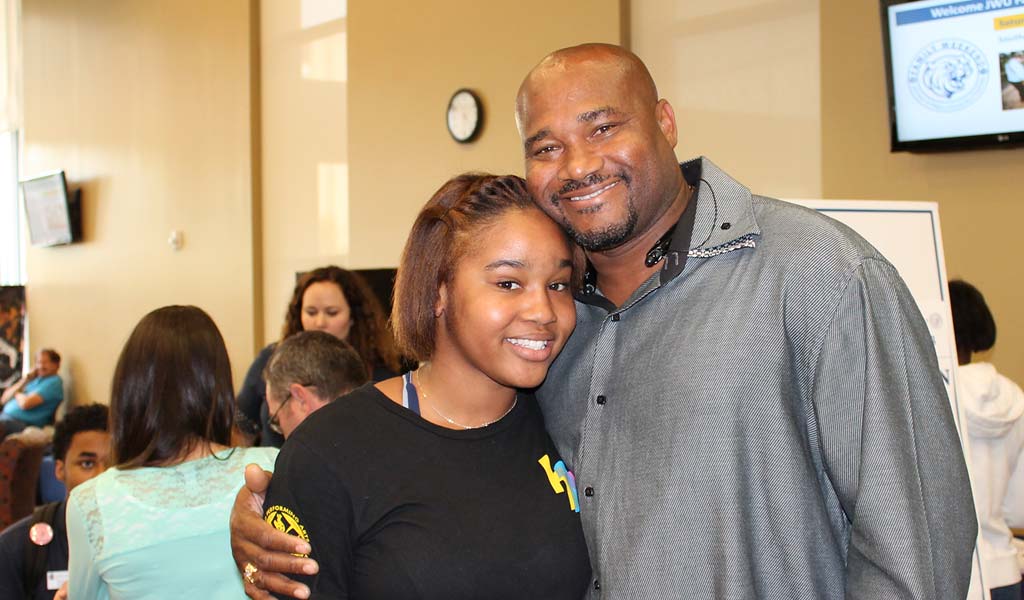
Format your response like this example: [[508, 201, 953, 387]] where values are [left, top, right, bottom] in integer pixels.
[[611, 314, 620, 322], [596, 395, 606, 405], [584, 486, 595, 497]]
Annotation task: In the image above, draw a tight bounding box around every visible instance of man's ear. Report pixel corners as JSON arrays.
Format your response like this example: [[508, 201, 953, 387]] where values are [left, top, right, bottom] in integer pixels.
[[55, 459, 66, 485], [289, 383, 324, 416], [655, 99, 678, 149]]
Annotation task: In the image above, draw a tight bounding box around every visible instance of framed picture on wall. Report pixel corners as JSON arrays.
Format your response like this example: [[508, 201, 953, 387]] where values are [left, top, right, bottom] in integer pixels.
[[0, 286, 26, 392]]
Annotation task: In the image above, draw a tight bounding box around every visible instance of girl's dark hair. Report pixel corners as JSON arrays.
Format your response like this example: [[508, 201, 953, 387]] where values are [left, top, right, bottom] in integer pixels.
[[948, 279, 996, 365], [391, 173, 579, 361], [110, 305, 234, 468], [280, 266, 401, 375]]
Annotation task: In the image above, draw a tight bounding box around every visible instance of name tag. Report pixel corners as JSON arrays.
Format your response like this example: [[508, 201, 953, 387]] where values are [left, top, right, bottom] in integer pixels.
[[46, 570, 68, 591]]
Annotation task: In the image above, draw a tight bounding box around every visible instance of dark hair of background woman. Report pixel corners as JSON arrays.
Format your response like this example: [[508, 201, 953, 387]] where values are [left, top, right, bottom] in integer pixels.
[[280, 266, 401, 375], [948, 279, 997, 365], [110, 305, 234, 468]]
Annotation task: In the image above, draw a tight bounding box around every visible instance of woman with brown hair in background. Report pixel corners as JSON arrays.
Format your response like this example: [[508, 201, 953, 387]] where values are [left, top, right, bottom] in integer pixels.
[[236, 266, 401, 447]]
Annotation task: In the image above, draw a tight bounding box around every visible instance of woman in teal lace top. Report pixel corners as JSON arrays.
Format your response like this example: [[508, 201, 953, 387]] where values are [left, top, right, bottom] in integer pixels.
[[66, 306, 277, 600]]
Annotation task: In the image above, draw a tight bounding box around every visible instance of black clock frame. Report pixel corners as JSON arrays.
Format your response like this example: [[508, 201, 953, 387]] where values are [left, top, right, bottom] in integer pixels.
[[446, 88, 484, 144]]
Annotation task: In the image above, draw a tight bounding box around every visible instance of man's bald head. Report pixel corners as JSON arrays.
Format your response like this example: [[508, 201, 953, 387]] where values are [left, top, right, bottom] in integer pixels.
[[514, 43, 686, 256], [516, 44, 659, 134]]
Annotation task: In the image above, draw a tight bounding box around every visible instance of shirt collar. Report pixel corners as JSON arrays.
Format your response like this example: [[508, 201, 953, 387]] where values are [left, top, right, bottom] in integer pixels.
[[682, 156, 760, 254]]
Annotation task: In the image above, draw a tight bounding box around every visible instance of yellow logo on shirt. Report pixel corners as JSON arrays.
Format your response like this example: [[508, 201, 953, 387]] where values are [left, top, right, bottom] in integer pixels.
[[265, 505, 310, 557], [538, 454, 580, 513]]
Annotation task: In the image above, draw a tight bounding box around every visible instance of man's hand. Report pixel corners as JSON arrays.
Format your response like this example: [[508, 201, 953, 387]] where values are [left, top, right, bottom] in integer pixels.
[[54, 581, 68, 600], [231, 463, 318, 600]]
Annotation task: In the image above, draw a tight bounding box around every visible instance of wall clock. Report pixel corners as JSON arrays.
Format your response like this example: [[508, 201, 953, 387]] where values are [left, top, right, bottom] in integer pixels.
[[446, 89, 483, 143]]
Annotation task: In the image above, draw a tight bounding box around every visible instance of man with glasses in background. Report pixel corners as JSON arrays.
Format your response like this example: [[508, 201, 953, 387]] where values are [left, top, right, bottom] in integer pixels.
[[263, 331, 368, 440]]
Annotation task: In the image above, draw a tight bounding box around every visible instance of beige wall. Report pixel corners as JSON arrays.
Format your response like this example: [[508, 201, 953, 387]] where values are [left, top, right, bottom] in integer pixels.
[[344, 0, 621, 270], [20, 1, 1019, 401], [259, 0, 350, 345], [257, 0, 621, 345], [631, 0, 822, 198], [19, 0, 621, 403], [821, 3, 1024, 385], [21, 0, 257, 405]]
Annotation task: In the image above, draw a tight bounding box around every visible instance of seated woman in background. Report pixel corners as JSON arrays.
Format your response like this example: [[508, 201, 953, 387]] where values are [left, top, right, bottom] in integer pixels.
[[254, 174, 592, 598], [950, 279, 1024, 600], [236, 266, 401, 447], [66, 305, 277, 600]]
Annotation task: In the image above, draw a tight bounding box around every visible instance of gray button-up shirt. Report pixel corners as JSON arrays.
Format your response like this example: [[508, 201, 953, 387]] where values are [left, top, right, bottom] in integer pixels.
[[537, 157, 977, 599]]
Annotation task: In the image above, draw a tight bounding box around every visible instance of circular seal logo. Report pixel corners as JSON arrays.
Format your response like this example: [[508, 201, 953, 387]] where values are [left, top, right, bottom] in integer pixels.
[[265, 505, 310, 557], [907, 39, 989, 112]]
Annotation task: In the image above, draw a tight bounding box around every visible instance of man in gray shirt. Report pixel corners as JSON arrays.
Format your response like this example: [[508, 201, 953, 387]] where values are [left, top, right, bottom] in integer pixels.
[[516, 43, 976, 599], [232, 44, 977, 600]]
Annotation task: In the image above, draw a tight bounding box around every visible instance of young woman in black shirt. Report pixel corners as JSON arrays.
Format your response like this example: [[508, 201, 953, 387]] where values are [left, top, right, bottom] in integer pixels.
[[261, 174, 591, 599]]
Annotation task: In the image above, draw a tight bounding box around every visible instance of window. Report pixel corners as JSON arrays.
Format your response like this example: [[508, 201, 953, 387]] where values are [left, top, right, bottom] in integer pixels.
[[0, 130, 20, 284], [0, 0, 21, 286]]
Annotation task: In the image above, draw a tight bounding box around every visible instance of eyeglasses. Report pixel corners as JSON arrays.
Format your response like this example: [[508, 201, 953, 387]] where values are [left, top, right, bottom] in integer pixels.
[[267, 393, 292, 435], [267, 384, 314, 436]]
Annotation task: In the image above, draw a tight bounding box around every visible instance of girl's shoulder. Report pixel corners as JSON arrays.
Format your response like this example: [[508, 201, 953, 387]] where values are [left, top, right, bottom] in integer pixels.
[[231, 445, 279, 471]]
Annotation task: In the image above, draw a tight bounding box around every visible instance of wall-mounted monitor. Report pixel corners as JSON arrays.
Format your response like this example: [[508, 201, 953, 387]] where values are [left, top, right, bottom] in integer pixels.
[[21, 171, 80, 247], [881, 0, 1024, 151]]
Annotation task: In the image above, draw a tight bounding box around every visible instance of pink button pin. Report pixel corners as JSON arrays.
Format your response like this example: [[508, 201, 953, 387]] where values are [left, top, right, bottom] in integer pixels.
[[29, 522, 53, 546]]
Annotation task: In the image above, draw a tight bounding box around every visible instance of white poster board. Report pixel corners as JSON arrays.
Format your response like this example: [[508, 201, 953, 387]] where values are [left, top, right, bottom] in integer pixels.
[[790, 199, 986, 599]]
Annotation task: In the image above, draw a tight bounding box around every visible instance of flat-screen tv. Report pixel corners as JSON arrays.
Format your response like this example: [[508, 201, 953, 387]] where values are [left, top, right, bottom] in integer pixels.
[[881, 0, 1024, 151], [21, 171, 80, 247]]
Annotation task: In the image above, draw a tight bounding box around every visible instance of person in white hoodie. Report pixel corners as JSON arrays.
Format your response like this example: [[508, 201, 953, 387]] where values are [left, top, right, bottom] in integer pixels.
[[952, 279, 1024, 600]]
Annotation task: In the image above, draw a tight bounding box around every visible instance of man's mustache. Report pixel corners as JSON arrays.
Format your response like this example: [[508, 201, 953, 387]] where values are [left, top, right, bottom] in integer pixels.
[[551, 172, 629, 205]]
